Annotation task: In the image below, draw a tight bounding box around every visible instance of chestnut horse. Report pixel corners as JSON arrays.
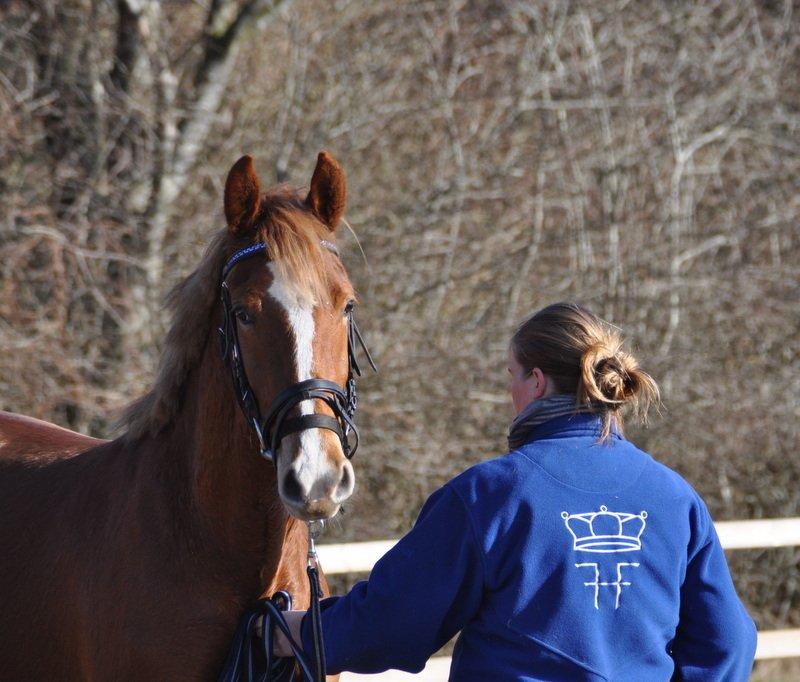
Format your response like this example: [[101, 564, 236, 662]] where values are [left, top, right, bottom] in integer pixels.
[[0, 152, 361, 680]]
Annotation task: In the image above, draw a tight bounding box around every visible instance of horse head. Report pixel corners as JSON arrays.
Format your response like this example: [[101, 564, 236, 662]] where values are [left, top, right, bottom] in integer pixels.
[[219, 151, 366, 521]]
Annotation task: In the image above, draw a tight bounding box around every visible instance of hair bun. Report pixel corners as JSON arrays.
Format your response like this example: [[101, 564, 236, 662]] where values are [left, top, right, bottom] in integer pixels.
[[580, 343, 637, 407], [594, 352, 636, 402]]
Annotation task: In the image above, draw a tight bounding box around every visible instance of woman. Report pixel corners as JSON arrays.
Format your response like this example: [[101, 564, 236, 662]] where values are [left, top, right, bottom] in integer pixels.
[[277, 302, 757, 680]]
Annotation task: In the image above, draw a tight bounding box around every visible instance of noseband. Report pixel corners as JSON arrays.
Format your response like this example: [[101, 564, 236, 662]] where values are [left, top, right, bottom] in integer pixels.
[[217, 240, 376, 464]]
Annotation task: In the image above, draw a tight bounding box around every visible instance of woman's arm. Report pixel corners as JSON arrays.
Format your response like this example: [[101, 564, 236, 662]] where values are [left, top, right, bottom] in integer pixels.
[[291, 484, 486, 675], [671, 501, 757, 680]]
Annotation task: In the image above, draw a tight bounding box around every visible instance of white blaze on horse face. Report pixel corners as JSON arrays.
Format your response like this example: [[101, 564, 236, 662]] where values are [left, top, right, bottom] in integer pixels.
[[267, 263, 326, 492]]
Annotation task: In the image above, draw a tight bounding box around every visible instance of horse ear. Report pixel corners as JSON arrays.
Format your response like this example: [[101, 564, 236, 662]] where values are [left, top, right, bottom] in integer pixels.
[[224, 155, 261, 235], [306, 151, 346, 231]]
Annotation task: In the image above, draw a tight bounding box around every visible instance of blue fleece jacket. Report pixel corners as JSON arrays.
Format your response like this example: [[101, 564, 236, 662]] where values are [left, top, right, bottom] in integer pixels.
[[303, 413, 757, 681]]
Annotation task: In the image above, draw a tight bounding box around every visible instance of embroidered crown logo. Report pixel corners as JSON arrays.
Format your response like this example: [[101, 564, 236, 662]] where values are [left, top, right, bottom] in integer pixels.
[[561, 505, 648, 553]]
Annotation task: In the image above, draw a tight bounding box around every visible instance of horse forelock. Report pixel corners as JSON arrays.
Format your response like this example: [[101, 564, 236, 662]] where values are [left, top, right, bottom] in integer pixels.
[[256, 188, 332, 308], [118, 187, 336, 442]]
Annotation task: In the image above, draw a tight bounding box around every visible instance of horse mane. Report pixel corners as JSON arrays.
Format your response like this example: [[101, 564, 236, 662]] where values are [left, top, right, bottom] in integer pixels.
[[119, 186, 331, 441]]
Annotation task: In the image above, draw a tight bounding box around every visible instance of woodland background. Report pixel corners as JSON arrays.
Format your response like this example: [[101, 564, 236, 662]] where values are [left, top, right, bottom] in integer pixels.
[[1, 0, 798, 677]]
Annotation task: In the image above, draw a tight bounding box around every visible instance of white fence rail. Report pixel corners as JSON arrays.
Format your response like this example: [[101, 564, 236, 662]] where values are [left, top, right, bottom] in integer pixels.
[[316, 517, 800, 679]]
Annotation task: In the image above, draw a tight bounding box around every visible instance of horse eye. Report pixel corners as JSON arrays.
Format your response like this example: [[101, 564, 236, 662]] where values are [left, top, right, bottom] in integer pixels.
[[344, 299, 355, 315], [235, 308, 253, 325]]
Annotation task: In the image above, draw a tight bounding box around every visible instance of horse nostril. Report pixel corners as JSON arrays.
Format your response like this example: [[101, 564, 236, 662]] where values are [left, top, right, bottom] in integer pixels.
[[282, 468, 306, 504], [334, 461, 355, 502], [339, 464, 351, 492]]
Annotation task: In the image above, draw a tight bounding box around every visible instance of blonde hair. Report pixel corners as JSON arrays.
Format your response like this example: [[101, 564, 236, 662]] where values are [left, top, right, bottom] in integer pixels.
[[511, 302, 661, 441]]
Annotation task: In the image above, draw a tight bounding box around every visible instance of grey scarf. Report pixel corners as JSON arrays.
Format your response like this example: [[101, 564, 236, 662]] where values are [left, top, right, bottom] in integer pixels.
[[507, 394, 591, 449]]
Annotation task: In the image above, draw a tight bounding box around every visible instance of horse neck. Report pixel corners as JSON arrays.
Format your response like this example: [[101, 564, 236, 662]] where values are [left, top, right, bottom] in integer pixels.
[[153, 338, 290, 588]]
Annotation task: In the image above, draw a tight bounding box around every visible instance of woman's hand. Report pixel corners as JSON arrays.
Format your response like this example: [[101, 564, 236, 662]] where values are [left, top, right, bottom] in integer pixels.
[[272, 609, 306, 658]]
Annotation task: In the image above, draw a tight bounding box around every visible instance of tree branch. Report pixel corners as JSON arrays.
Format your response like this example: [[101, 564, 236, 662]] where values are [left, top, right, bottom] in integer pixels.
[[109, 0, 141, 93]]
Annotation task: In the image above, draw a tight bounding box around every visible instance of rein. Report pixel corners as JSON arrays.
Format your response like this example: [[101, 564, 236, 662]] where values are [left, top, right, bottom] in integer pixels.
[[218, 522, 327, 682], [217, 240, 376, 682]]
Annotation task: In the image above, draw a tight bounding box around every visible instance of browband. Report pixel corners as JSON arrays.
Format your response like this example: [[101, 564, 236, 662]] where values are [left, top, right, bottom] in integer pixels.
[[222, 240, 340, 282]]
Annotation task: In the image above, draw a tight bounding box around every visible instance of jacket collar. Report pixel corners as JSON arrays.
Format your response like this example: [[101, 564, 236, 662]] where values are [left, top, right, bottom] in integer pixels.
[[515, 411, 622, 447]]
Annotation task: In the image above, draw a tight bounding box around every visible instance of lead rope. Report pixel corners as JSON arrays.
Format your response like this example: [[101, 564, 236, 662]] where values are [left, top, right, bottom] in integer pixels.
[[218, 521, 327, 682], [306, 520, 327, 682]]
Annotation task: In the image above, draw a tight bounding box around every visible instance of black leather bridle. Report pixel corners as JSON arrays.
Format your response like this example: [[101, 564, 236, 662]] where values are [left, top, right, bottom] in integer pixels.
[[217, 240, 376, 464]]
